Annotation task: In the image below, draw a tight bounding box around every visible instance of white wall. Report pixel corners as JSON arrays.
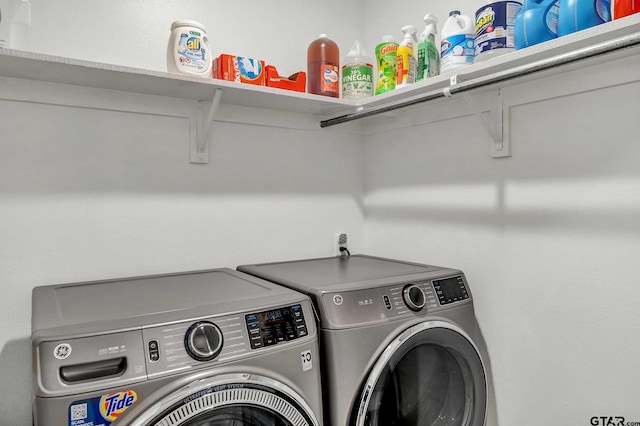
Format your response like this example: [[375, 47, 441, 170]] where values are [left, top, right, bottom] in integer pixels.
[[0, 80, 364, 424], [26, 0, 364, 76], [364, 54, 640, 425], [3, 1, 640, 425], [361, 0, 487, 59], [0, 2, 367, 423]]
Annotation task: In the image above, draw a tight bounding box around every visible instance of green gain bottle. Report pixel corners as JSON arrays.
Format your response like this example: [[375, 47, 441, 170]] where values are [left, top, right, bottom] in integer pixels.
[[375, 35, 398, 95]]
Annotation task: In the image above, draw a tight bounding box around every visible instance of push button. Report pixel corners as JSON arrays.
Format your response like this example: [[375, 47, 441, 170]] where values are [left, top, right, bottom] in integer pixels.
[[250, 334, 263, 349], [383, 295, 392, 310], [148, 340, 160, 362]]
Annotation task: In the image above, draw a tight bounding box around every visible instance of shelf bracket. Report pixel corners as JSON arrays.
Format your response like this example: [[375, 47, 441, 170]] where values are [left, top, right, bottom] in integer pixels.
[[460, 88, 509, 158], [191, 88, 223, 164]]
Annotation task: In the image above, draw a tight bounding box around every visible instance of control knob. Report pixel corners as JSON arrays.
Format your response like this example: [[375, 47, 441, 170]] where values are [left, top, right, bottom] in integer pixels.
[[403, 284, 426, 312], [185, 321, 223, 362]]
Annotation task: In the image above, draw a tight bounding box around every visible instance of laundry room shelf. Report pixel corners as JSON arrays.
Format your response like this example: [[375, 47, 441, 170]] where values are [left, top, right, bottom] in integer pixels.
[[322, 14, 640, 127], [0, 14, 638, 125], [0, 48, 355, 117]]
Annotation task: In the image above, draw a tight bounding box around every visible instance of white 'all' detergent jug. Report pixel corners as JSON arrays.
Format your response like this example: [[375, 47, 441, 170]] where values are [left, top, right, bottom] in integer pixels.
[[167, 20, 212, 76]]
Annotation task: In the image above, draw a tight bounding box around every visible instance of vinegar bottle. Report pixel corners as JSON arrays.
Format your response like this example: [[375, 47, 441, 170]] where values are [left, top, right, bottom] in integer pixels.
[[307, 34, 340, 97]]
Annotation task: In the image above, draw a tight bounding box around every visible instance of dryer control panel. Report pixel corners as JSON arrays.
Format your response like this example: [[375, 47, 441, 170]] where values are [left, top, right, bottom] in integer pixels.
[[320, 275, 470, 328]]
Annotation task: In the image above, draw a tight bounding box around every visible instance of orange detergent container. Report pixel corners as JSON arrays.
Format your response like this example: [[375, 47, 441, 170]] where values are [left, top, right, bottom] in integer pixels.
[[307, 34, 340, 97], [614, 0, 640, 19]]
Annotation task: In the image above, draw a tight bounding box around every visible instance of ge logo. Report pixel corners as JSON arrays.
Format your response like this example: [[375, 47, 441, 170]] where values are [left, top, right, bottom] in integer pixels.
[[332, 294, 344, 305], [54, 343, 72, 360]]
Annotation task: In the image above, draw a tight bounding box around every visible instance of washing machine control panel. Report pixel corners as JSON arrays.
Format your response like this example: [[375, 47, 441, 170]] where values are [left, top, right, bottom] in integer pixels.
[[140, 301, 312, 379], [244, 304, 308, 349], [321, 275, 470, 327], [142, 314, 246, 378]]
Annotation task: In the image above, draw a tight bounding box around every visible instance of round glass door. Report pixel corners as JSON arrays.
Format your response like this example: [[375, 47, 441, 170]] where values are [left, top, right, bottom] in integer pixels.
[[354, 322, 486, 426], [120, 373, 320, 426], [176, 404, 291, 426]]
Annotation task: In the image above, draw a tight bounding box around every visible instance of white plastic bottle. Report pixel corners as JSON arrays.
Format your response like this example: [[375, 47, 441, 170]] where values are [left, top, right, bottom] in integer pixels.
[[397, 25, 418, 88], [440, 10, 475, 72], [166, 20, 212, 76], [341, 40, 374, 100]]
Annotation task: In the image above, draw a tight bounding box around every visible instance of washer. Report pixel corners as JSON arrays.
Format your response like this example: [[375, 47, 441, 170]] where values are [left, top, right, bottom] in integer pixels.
[[239, 254, 496, 426], [32, 268, 323, 426]]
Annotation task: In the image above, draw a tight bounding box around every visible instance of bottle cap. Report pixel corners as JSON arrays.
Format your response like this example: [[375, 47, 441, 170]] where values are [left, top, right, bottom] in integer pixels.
[[401, 25, 417, 35], [424, 13, 438, 25], [171, 20, 207, 32], [449, 10, 461, 16]]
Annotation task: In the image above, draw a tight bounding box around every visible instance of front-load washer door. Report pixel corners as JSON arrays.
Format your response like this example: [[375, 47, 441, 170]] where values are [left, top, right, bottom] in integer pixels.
[[116, 373, 319, 426], [353, 321, 486, 426]]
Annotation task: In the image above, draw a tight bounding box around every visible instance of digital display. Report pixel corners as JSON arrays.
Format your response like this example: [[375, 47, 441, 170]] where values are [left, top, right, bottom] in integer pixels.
[[432, 276, 469, 305], [245, 304, 307, 349], [265, 310, 282, 321]]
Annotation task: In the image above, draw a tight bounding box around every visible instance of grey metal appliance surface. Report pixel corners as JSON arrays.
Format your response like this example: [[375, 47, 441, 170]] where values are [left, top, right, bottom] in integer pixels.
[[32, 268, 323, 426], [239, 255, 497, 426]]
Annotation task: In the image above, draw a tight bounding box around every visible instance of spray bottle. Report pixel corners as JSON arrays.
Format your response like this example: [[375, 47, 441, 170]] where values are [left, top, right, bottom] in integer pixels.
[[397, 25, 418, 88], [342, 40, 374, 100], [417, 14, 440, 81]]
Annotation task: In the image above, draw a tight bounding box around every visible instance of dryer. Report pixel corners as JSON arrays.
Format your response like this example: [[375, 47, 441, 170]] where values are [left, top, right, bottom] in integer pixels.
[[239, 255, 496, 426], [32, 269, 323, 426]]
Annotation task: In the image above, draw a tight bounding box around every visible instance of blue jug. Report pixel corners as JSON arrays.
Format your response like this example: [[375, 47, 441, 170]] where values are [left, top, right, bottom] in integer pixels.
[[515, 0, 560, 49], [558, 0, 611, 36]]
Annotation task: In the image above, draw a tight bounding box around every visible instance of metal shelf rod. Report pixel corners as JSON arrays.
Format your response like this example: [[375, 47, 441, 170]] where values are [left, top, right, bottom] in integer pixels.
[[320, 31, 640, 128]]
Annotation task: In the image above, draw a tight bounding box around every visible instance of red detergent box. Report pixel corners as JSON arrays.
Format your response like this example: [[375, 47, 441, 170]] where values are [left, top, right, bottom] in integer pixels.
[[213, 54, 265, 86], [265, 65, 306, 93]]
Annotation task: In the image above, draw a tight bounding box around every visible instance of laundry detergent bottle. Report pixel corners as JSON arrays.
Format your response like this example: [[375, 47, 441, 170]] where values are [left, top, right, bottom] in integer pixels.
[[558, 0, 611, 36], [375, 35, 399, 94], [417, 14, 440, 81], [441, 10, 475, 72], [514, 0, 559, 49], [397, 25, 418, 88], [167, 21, 212, 76]]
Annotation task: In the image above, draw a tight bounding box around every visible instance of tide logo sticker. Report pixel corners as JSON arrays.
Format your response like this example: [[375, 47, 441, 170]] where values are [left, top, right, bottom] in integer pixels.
[[99, 390, 137, 422]]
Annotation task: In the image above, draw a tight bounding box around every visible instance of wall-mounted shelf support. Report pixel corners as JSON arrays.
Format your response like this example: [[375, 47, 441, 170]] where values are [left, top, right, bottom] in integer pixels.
[[459, 89, 508, 158], [191, 88, 223, 164]]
